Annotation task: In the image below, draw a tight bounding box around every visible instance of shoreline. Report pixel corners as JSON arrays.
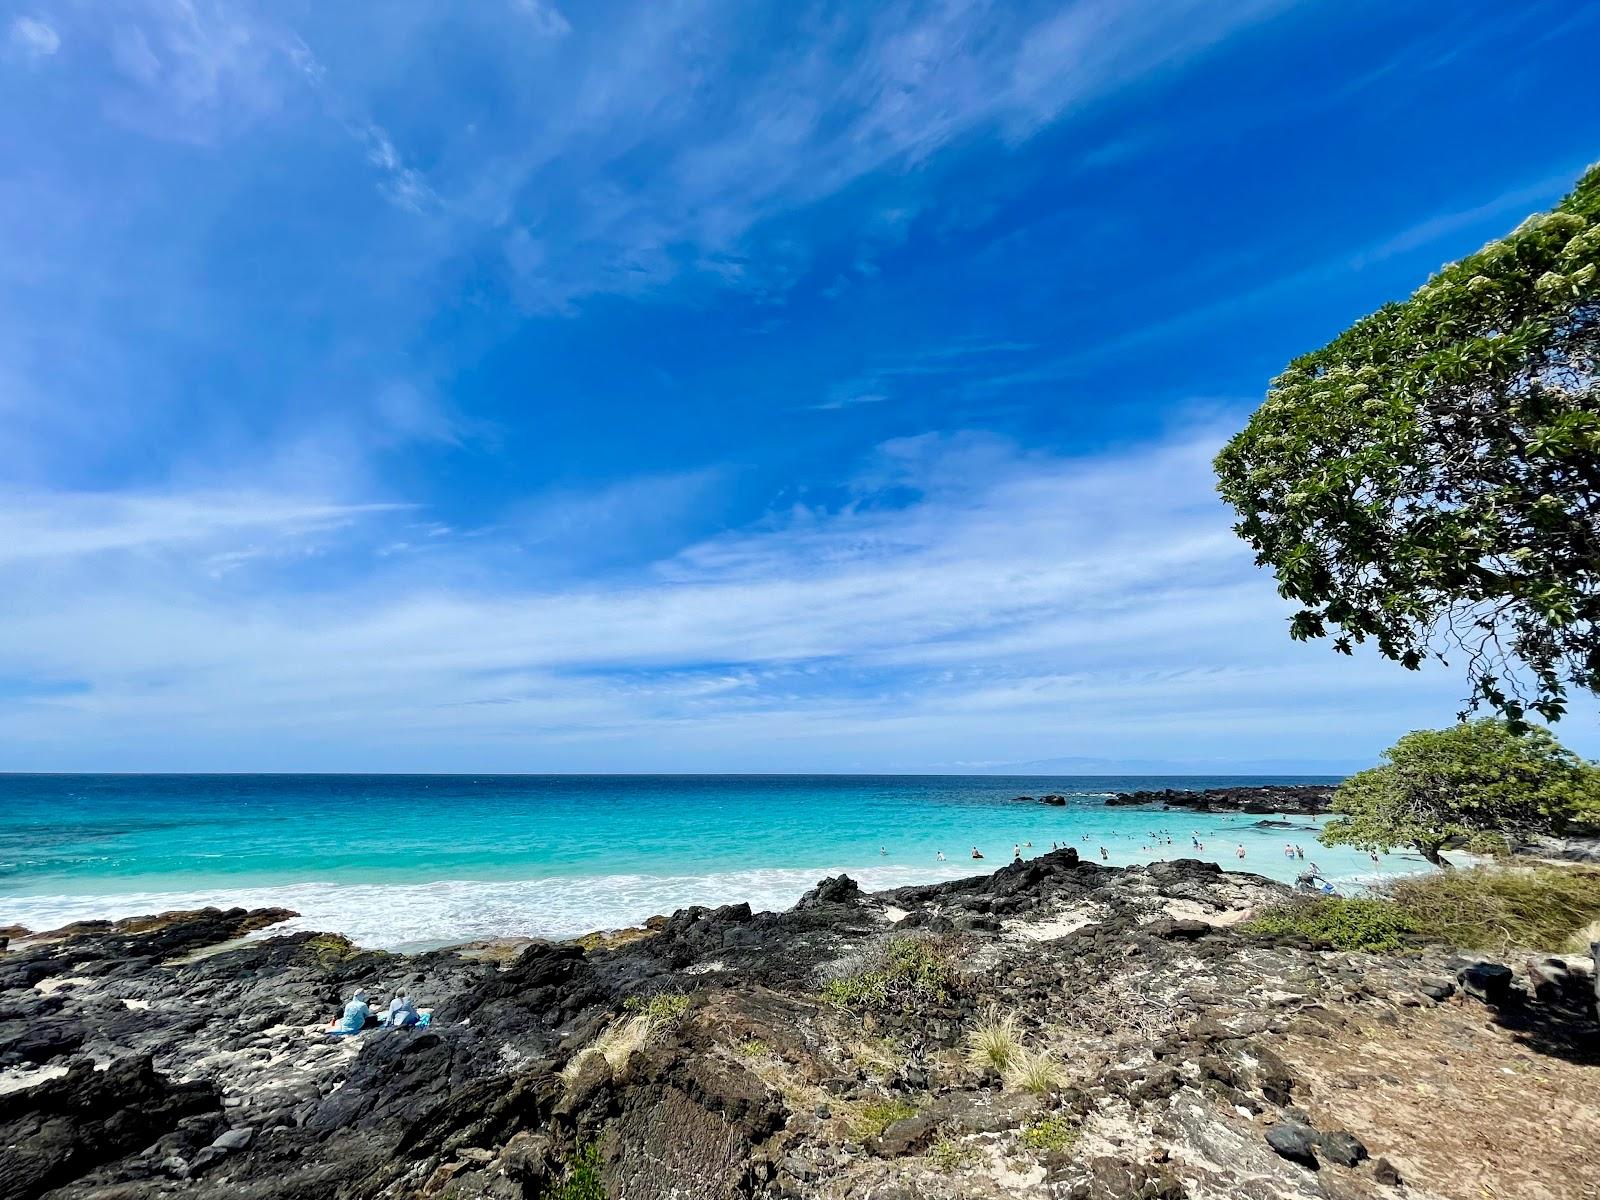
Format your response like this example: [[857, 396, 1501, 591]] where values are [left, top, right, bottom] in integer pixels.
[[0, 826, 1434, 954], [2, 846, 1594, 1199]]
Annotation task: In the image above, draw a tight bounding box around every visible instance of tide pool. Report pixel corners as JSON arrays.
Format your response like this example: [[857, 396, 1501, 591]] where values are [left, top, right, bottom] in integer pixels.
[[0, 774, 1413, 949]]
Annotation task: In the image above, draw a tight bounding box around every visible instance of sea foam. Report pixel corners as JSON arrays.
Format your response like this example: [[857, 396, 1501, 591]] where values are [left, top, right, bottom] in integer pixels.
[[0, 862, 992, 951]]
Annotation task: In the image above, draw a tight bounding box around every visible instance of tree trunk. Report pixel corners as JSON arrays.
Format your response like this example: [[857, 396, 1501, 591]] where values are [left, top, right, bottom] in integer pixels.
[[1416, 841, 1453, 868]]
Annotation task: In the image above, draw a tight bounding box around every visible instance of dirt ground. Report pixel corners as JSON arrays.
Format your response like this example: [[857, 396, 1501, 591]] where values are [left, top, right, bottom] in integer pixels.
[[1277, 993, 1600, 1200]]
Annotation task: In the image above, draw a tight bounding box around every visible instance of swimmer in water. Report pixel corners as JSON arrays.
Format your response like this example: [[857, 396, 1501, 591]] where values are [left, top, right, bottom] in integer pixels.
[[1099, 846, 1108, 861], [880, 845, 887, 856], [936, 850, 946, 861], [971, 846, 984, 859], [1237, 845, 1246, 859]]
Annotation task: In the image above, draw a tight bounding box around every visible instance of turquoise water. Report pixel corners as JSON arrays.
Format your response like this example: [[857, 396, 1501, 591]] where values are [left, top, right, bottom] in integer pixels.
[[0, 774, 1413, 949]]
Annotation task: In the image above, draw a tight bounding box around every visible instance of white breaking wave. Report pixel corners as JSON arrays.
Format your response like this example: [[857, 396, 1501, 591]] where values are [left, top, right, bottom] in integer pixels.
[[0, 862, 993, 951]]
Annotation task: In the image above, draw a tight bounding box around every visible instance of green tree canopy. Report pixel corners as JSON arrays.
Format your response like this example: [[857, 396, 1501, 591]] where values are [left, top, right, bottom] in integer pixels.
[[1215, 164, 1600, 724], [1320, 719, 1600, 867]]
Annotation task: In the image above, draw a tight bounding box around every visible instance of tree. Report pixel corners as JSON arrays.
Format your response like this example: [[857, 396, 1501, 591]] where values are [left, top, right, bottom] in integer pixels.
[[1214, 164, 1600, 725], [1320, 719, 1600, 867]]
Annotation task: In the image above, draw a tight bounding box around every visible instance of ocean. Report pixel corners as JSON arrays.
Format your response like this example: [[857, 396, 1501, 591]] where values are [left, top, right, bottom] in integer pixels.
[[0, 773, 1406, 950]]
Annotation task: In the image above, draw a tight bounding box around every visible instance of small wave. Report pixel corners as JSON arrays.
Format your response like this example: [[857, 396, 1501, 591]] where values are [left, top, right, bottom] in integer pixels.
[[0, 862, 991, 951]]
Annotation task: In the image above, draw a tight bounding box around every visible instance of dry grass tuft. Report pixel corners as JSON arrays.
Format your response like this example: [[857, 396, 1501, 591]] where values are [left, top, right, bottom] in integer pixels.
[[1003, 1046, 1067, 1094], [964, 1007, 1023, 1076]]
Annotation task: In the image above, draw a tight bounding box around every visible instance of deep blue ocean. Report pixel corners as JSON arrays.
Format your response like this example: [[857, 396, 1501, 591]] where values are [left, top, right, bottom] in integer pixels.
[[0, 774, 1407, 950]]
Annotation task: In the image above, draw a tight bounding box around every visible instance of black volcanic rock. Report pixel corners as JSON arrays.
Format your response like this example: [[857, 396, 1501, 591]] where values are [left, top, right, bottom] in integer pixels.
[[0, 1055, 220, 1199], [1104, 784, 1335, 814], [2, 846, 1580, 1199]]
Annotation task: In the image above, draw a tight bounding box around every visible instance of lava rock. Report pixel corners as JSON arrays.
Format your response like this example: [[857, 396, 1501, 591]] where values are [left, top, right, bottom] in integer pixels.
[[1316, 1129, 1368, 1167], [1373, 1157, 1404, 1186], [1458, 961, 1514, 1005], [1419, 978, 1455, 1002], [795, 875, 863, 909], [1264, 1121, 1320, 1168]]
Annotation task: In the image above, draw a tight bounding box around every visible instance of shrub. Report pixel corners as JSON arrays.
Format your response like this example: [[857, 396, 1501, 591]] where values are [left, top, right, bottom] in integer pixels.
[[1003, 1047, 1067, 1094], [1020, 1113, 1079, 1153], [964, 1007, 1023, 1076], [1244, 897, 1416, 952], [821, 937, 954, 1009], [1387, 863, 1600, 955], [1319, 721, 1599, 866]]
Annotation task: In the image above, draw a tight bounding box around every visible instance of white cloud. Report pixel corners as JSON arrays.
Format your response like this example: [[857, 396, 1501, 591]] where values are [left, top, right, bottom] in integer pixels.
[[0, 424, 1551, 772], [513, 0, 572, 38], [9, 16, 59, 57]]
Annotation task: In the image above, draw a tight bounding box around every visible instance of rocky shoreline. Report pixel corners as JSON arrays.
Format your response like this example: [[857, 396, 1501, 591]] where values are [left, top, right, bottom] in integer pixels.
[[3, 850, 1596, 1199], [1104, 784, 1335, 815]]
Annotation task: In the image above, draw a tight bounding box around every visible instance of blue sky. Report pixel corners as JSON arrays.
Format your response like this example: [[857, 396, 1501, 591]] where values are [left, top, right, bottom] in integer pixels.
[[2, 0, 1597, 772]]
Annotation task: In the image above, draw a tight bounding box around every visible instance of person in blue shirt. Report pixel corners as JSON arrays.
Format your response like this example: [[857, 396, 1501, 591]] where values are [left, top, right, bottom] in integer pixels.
[[326, 989, 371, 1036]]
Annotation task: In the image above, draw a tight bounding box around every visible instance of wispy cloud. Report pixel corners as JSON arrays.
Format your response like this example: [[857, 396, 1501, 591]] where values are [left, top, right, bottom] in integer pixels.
[[480, 0, 1302, 312], [9, 16, 59, 57], [0, 424, 1521, 771], [512, 0, 572, 38]]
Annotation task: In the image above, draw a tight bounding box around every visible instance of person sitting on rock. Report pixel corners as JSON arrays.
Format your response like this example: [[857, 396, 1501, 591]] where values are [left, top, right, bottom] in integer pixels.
[[382, 994, 421, 1029], [327, 989, 371, 1036]]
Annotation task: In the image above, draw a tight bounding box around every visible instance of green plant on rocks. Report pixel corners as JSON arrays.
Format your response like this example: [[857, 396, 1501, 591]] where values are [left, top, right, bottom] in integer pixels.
[[299, 933, 359, 967], [1020, 1113, 1079, 1153], [621, 991, 690, 1023], [1244, 896, 1416, 952], [546, 1142, 604, 1200], [928, 1136, 979, 1172], [849, 1099, 917, 1140], [820, 936, 954, 1009]]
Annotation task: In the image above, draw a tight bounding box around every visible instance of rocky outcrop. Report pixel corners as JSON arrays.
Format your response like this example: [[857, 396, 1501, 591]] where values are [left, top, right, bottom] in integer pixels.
[[1, 853, 1595, 1199], [1105, 784, 1336, 814]]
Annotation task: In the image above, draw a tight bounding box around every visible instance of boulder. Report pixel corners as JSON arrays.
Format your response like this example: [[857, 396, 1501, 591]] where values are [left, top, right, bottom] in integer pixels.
[[795, 875, 863, 909], [1316, 1129, 1368, 1167], [872, 1113, 938, 1157], [1458, 961, 1514, 1005], [1264, 1121, 1319, 1168], [0, 1055, 220, 1200]]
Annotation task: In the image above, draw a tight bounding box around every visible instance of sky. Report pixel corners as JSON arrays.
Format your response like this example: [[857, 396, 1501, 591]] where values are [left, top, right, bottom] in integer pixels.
[[1, 0, 1597, 774]]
